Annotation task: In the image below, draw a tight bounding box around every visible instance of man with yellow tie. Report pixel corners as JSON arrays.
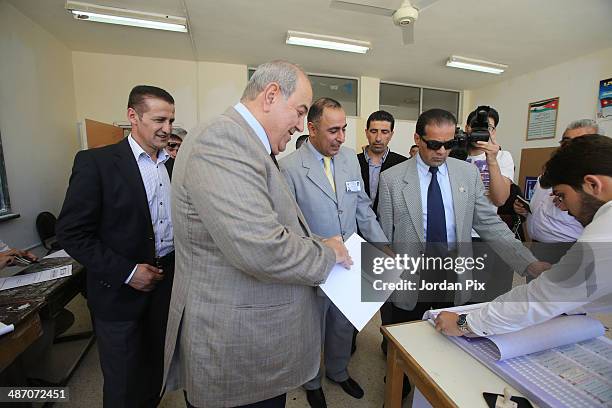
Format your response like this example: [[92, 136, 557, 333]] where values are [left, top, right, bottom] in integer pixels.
[[280, 97, 388, 408]]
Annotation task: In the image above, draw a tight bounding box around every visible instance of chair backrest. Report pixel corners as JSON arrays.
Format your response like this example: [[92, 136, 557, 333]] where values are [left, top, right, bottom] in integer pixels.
[[36, 211, 58, 249]]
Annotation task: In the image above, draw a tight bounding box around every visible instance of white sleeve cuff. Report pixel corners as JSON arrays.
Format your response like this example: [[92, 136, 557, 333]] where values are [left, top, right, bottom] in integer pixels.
[[124, 265, 138, 284]]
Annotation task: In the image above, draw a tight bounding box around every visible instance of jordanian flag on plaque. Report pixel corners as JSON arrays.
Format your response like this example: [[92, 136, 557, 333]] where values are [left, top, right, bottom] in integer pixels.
[[527, 97, 559, 140]]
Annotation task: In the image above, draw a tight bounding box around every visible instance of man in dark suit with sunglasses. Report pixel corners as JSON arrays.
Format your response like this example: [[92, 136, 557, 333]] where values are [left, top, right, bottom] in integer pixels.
[[377, 108, 550, 325]]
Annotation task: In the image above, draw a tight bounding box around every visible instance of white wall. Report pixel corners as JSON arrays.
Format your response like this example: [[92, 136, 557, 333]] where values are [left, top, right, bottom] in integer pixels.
[[198, 62, 247, 126], [0, 1, 78, 248], [72, 52, 199, 132], [467, 47, 612, 179]]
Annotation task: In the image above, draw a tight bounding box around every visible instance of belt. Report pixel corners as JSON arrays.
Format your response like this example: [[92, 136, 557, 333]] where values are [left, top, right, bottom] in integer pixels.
[[154, 250, 175, 268]]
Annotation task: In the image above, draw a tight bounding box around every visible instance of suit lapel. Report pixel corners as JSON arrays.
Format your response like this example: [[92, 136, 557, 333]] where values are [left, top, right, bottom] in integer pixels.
[[447, 159, 468, 240], [334, 152, 350, 208], [114, 138, 153, 231], [301, 146, 337, 203], [401, 159, 425, 243]]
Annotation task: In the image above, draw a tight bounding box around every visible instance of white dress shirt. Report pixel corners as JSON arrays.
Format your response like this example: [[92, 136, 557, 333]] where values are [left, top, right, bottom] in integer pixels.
[[467, 200, 612, 336], [526, 178, 583, 242]]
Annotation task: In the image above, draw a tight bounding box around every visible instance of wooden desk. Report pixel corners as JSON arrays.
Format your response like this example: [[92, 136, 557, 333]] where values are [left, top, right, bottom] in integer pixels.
[[0, 257, 85, 373], [381, 321, 532, 408]]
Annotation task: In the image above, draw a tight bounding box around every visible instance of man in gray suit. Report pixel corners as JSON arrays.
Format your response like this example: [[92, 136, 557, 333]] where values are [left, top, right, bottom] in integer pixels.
[[280, 98, 388, 408], [377, 108, 551, 325], [163, 61, 352, 408]]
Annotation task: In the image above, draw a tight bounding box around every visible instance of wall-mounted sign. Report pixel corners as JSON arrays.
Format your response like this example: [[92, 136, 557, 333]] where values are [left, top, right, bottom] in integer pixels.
[[526, 97, 559, 141]]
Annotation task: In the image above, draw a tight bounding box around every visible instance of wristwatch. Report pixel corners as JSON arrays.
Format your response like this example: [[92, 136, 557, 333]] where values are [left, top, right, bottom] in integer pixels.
[[456, 314, 472, 334]]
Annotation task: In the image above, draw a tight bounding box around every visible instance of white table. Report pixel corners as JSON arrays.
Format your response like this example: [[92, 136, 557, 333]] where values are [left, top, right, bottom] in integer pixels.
[[381, 321, 535, 408]]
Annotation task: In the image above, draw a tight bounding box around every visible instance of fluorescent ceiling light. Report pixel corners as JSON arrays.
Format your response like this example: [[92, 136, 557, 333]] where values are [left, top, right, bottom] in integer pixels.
[[446, 55, 507, 75], [286, 31, 370, 54], [65, 1, 188, 33]]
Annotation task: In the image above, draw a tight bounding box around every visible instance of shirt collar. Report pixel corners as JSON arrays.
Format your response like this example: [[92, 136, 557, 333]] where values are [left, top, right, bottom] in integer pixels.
[[234, 102, 271, 154], [127, 134, 169, 164], [416, 151, 448, 177], [305, 139, 331, 163], [363, 146, 389, 165]]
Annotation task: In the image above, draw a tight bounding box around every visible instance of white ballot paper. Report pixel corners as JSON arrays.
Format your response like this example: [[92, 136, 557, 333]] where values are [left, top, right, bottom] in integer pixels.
[[43, 249, 70, 259], [319, 233, 401, 331], [0, 264, 72, 291], [0, 321, 15, 337]]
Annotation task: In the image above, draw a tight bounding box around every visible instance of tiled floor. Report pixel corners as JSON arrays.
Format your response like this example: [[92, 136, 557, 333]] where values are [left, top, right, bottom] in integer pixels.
[[59, 278, 611, 408]]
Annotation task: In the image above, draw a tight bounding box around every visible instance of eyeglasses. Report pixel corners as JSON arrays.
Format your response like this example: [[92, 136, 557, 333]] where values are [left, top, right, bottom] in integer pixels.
[[167, 142, 181, 149], [420, 136, 456, 151]]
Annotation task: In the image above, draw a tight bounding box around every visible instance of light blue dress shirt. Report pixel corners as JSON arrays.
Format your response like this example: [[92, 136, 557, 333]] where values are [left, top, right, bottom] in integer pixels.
[[125, 135, 173, 283], [234, 102, 271, 154], [363, 146, 389, 202], [305, 140, 335, 175], [415, 153, 456, 246]]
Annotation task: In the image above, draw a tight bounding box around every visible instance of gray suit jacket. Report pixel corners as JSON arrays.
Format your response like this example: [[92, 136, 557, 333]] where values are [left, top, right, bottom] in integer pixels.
[[280, 143, 388, 243], [163, 107, 336, 407], [377, 157, 536, 309]]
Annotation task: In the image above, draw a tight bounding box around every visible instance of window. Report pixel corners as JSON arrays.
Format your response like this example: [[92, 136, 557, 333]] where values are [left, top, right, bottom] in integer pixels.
[[0, 132, 13, 217], [380, 83, 460, 121], [379, 83, 420, 121], [422, 88, 460, 120], [247, 69, 358, 116]]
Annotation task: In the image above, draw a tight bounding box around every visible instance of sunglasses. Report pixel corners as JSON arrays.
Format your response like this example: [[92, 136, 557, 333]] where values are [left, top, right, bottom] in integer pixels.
[[420, 136, 456, 151], [167, 142, 181, 148]]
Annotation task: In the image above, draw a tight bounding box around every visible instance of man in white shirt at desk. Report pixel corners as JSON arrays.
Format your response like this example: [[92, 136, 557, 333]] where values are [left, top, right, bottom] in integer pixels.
[[435, 134, 612, 337]]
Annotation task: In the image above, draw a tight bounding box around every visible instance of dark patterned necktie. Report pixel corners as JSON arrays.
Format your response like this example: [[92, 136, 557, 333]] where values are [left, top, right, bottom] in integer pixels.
[[270, 153, 279, 170]]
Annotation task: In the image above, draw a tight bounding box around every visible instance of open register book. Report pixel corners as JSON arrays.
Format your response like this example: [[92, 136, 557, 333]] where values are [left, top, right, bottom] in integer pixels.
[[422, 303, 612, 407]]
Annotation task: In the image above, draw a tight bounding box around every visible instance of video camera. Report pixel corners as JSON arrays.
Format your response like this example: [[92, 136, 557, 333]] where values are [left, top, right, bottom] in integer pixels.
[[450, 106, 492, 160]]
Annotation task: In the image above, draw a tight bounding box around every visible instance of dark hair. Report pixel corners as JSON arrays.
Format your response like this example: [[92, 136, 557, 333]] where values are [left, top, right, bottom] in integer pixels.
[[128, 85, 174, 116], [410, 144, 418, 149], [467, 105, 499, 127], [415, 109, 457, 137], [540, 134, 612, 190], [296, 134, 309, 149], [307, 97, 342, 124], [367, 110, 395, 131]]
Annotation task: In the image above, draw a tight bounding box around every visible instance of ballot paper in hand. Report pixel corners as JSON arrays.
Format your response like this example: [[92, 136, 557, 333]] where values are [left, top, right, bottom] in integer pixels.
[[319, 234, 402, 331], [0, 264, 72, 291]]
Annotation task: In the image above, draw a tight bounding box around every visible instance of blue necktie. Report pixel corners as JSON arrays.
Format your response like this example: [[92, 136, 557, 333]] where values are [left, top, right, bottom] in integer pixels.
[[426, 166, 447, 245]]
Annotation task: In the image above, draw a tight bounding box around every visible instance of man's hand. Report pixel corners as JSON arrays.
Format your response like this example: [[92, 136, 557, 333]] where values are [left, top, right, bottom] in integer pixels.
[[525, 261, 552, 278], [434, 311, 463, 336], [513, 199, 529, 217], [1, 248, 38, 262], [323, 236, 353, 269], [128, 264, 164, 292], [0, 253, 15, 269], [475, 140, 501, 160]]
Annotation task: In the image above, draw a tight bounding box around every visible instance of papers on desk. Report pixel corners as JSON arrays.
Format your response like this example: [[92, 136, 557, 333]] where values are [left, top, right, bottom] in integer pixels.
[[43, 249, 70, 259], [423, 303, 606, 360], [0, 264, 72, 291], [424, 303, 612, 407], [0, 321, 14, 337], [319, 234, 401, 331]]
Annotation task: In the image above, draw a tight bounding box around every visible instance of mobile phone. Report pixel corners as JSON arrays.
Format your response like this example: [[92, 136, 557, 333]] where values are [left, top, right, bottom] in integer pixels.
[[483, 392, 534, 408], [515, 195, 531, 213]]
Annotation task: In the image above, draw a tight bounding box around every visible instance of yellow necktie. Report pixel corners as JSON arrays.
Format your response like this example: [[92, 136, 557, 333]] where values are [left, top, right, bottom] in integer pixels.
[[323, 156, 335, 192]]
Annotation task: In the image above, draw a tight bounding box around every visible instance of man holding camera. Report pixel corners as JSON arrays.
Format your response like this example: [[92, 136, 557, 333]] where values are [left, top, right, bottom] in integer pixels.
[[465, 106, 514, 208]]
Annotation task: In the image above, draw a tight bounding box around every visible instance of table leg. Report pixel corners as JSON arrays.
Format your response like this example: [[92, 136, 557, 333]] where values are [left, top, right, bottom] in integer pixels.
[[384, 342, 404, 408]]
